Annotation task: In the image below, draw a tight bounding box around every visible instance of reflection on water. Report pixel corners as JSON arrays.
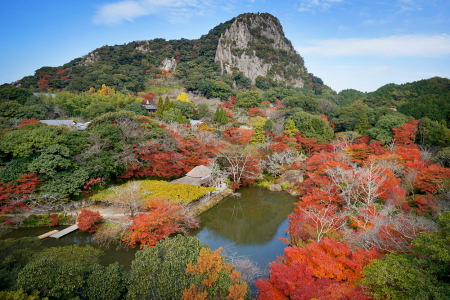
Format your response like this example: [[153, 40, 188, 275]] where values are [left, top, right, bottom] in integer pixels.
[[2, 225, 138, 269], [192, 187, 297, 269], [2, 187, 297, 274]]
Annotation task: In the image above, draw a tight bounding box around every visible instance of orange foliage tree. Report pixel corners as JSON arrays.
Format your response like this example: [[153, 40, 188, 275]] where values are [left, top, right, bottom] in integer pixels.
[[119, 129, 218, 180], [124, 199, 198, 249], [414, 163, 450, 194], [392, 120, 419, 148], [247, 107, 267, 117], [183, 247, 248, 300], [222, 127, 254, 145], [77, 209, 103, 233], [255, 238, 378, 300], [0, 173, 40, 214]]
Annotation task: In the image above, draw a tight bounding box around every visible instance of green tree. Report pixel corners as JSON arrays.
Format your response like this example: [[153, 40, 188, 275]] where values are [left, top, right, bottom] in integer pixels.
[[124, 102, 148, 116], [331, 101, 372, 132], [284, 119, 299, 137], [38, 168, 89, 198], [0, 84, 32, 104], [263, 119, 274, 132], [16, 245, 103, 299], [156, 96, 164, 118], [27, 145, 72, 180], [367, 113, 409, 144], [361, 254, 449, 299], [0, 289, 44, 300], [354, 110, 370, 135], [417, 117, 450, 147], [412, 212, 450, 275], [250, 124, 266, 144], [255, 76, 270, 90], [361, 212, 450, 299], [214, 107, 228, 125], [236, 91, 262, 110], [0, 124, 60, 158], [288, 111, 334, 142], [196, 103, 212, 120], [127, 235, 203, 300], [210, 81, 234, 100], [0, 237, 42, 290], [164, 96, 173, 111], [0, 157, 35, 183], [173, 100, 195, 120], [81, 102, 116, 119], [160, 108, 188, 124], [337, 89, 366, 106], [0, 101, 23, 118], [85, 263, 127, 300]]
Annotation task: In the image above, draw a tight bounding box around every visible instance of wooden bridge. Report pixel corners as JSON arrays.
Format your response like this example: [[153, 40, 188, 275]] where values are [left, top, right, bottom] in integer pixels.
[[49, 224, 78, 239]]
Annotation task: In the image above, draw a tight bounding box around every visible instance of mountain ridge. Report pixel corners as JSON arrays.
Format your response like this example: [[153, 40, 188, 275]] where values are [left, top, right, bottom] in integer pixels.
[[16, 13, 312, 94]]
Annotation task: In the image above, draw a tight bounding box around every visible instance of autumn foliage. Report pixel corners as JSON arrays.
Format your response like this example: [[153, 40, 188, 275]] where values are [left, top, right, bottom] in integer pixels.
[[0, 173, 40, 214], [284, 119, 450, 257], [124, 198, 198, 249], [77, 209, 103, 233], [222, 127, 254, 145], [119, 129, 218, 180], [255, 238, 378, 300], [183, 247, 248, 300]]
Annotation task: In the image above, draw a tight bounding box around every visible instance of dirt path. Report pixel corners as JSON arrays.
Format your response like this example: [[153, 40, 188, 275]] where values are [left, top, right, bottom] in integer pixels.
[[66, 205, 131, 224]]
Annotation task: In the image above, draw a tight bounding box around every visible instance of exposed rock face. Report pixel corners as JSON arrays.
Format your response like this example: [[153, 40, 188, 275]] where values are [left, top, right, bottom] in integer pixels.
[[215, 13, 307, 87], [80, 51, 100, 66], [160, 57, 177, 72]]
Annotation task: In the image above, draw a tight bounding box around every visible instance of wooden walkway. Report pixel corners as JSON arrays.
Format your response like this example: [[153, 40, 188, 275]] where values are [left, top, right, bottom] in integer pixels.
[[49, 224, 78, 239]]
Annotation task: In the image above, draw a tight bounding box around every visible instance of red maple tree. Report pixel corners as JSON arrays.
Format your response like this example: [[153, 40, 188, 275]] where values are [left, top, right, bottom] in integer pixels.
[[256, 238, 378, 300], [0, 173, 40, 214], [124, 199, 198, 249], [77, 209, 103, 233]]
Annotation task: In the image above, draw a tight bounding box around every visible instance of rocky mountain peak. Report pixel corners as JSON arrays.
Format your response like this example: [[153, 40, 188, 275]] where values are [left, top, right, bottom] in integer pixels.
[[215, 13, 307, 87]]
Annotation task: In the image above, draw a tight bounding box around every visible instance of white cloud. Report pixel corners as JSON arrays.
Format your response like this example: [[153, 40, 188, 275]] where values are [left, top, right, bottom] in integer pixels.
[[396, 0, 423, 13], [93, 1, 148, 25], [93, 0, 214, 25], [297, 34, 450, 57], [297, 0, 344, 12]]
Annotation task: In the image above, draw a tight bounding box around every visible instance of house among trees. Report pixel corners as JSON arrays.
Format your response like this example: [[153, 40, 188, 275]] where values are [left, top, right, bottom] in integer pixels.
[[172, 165, 212, 186], [190, 120, 203, 126], [142, 99, 157, 113], [39, 120, 89, 130]]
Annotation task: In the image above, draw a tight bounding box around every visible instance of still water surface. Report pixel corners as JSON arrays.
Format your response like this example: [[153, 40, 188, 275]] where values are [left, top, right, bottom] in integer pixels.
[[191, 187, 297, 271], [3, 187, 297, 271]]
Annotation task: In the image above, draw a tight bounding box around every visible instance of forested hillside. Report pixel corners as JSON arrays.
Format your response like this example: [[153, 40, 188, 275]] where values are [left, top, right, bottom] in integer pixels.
[[0, 12, 449, 300]]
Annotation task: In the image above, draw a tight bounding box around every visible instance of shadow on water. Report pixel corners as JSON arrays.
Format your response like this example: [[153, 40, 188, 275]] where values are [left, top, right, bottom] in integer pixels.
[[1, 225, 138, 269], [2, 187, 298, 291], [191, 187, 297, 272]]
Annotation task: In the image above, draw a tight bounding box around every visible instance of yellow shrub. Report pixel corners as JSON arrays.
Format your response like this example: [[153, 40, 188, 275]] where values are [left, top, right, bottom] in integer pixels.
[[92, 180, 215, 205]]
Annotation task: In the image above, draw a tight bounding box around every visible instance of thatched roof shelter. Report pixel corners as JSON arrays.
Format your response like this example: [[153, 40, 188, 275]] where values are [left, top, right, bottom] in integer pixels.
[[172, 165, 212, 186], [186, 165, 211, 178]]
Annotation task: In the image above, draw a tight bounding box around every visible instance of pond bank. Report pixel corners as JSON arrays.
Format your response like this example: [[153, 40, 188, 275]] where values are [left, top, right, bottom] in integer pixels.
[[1, 186, 235, 231], [189, 187, 234, 217]]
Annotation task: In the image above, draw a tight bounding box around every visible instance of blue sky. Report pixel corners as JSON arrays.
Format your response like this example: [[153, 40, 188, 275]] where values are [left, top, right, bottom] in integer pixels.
[[1, 0, 449, 92]]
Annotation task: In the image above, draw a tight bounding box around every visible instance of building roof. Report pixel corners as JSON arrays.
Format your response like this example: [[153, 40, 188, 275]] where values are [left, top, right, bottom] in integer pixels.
[[190, 120, 203, 126], [40, 120, 74, 126], [186, 165, 211, 179], [40, 120, 88, 130], [171, 176, 203, 185], [143, 101, 157, 110]]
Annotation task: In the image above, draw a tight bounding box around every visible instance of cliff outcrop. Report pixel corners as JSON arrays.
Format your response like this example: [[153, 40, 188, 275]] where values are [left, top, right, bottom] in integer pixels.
[[215, 13, 307, 87]]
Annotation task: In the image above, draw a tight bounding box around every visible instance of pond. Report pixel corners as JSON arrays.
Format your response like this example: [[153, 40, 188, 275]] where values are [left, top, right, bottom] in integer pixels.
[[192, 187, 297, 272], [2, 187, 297, 273]]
